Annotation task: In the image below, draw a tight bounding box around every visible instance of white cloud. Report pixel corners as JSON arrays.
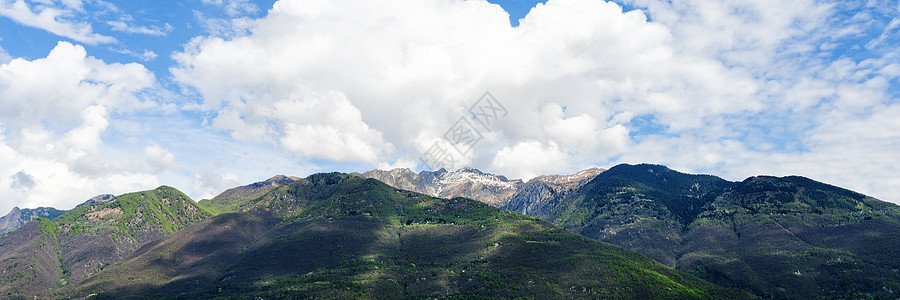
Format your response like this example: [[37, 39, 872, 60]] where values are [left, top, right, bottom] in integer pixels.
[[0, 42, 153, 127], [190, 162, 240, 201], [143, 144, 179, 173], [0, 44, 10, 64], [0, 0, 115, 45], [171, 0, 900, 203], [106, 20, 173, 36], [0, 42, 176, 213], [110, 47, 158, 61], [173, 0, 739, 166], [192, 10, 257, 38], [490, 141, 569, 181], [274, 90, 394, 163], [201, 0, 259, 17]]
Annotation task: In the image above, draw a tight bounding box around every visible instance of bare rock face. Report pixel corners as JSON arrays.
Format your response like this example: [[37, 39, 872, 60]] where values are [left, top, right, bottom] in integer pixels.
[[0, 206, 67, 235], [356, 167, 604, 208], [503, 167, 606, 219], [0, 207, 23, 234], [356, 167, 522, 207]]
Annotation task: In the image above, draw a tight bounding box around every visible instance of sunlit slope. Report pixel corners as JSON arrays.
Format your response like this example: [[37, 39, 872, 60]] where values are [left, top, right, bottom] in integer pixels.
[[62, 173, 752, 299]]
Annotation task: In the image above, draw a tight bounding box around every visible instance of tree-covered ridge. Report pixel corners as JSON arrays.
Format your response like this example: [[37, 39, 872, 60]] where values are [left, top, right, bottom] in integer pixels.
[[198, 175, 300, 216], [59, 173, 753, 299], [0, 186, 211, 298], [551, 164, 734, 230], [535, 163, 900, 299], [54, 185, 209, 239]]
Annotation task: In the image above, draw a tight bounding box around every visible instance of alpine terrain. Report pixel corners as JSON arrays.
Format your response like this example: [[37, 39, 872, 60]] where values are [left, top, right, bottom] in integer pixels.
[[0, 173, 751, 299], [0, 186, 209, 298], [507, 163, 900, 299], [0, 207, 66, 235]]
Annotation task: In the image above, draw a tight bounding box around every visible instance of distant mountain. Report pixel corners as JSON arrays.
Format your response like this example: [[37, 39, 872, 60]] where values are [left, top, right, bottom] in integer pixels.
[[356, 167, 603, 208], [0, 186, 209, 298], [76, 194, 116, 207], [198, 175, 300, 215], [0, 194, 117, 235], [503, 167, 605, 217], [7, 164, 893, 298], [52, 173, 750, 299], [0, 206, 66, 235], [512, 163, 900, 299]]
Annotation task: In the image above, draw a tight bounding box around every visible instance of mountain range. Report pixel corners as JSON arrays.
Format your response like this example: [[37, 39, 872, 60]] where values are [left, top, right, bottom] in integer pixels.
[[355, 167, 603, 208], [0, 173, 749, 299], [0, 194, 116, 236], [364, 164, 900, 299], [0, 186, 208, 298], [1, 164, 898, 298]]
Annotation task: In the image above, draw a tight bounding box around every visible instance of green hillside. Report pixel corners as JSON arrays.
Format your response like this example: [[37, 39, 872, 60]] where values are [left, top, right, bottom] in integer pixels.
[[0, 186, 210, 298], [544, 163, 900, 299], [197, 175, 299, 215], [59, 173, 752, 299]]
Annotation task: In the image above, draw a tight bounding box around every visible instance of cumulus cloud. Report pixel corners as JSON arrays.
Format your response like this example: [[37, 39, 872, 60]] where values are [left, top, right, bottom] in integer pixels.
[[190, 162, 240, 201], [0, 42, 153, 127], [0, 42, 176, 213], [171, 0, 900, 203], [172, 0, 737, 168], [143, 144, 179, 173], [0, 0, 115, 45], [274, 90, 394, 163], [491, 141, 569, 181]]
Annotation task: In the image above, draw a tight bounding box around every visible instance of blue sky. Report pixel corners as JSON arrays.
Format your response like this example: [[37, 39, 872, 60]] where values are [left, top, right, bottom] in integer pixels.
[[1, 0, 898, 213]]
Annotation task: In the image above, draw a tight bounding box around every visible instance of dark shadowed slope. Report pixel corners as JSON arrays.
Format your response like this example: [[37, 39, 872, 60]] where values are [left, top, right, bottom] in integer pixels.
[[60, 173, 752, 299], [0, 186, 209, 298], [525, 163, 900, 299], [0, 219, 62, 298]]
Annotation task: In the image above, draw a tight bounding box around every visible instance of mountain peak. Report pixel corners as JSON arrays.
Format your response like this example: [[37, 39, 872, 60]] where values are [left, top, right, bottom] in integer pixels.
[[455, 166, 484, 174], [439, 167, 519, 188], [530, 167, 606, 185], [78, 194, 116, 208], [359, 167, 607, 209], [49, 171, 745, 299], [198, 174, 302, 215], [266, 174, 301, 183], [608, 163, 673, 174], [1, 206, 66, 235]]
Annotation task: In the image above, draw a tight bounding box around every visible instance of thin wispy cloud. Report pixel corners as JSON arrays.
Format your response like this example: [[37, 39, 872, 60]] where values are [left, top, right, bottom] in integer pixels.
[[106, 20, 173, 36], [0, 0, 115, 45]]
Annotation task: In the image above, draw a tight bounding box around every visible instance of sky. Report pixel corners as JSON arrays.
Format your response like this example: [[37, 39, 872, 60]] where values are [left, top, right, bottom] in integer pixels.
[[0, 0, 898, 213]]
